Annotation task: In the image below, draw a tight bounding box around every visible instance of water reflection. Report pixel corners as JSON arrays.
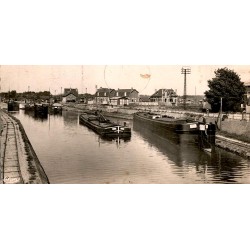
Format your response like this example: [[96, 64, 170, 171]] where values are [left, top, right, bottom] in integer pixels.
[[133, 121, 208, 166], [63, 111, 79, 126], [24, 109, 48, 122], [96, 135, 131, 149], [133, 120, 249, 183]]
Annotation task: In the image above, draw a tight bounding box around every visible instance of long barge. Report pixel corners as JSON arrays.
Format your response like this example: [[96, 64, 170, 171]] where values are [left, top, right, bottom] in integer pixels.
[[79, 111, 131, 138], [133, 112, 216, 151]]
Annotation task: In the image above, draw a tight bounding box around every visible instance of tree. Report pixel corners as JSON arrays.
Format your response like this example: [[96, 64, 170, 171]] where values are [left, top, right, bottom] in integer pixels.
[[9, 90, 17, 99], [205, 68, 246, 112]]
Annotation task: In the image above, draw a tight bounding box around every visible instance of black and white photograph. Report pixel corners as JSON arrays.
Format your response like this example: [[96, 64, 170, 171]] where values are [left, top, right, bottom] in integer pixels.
[[1, 1, 250, 250], [0, 65, 250, 184]]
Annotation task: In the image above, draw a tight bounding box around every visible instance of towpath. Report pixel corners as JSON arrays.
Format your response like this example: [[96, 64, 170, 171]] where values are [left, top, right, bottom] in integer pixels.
[[0, 111, 49, 184], [0, 112, 24, 183]]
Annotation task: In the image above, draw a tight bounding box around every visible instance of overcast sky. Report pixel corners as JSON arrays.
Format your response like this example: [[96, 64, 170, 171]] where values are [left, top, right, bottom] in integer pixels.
[[1, 65, 250, 96]]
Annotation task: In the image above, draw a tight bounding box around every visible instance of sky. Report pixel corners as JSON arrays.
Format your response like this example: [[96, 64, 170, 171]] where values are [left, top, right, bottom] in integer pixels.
[[1, 65, 250, 96]]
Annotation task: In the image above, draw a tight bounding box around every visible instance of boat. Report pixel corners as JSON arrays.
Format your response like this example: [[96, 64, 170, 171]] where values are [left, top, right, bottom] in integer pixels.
[[7, 100, 19, 112], [50, 103, 63, 114], [34, 103, 49, 117], [133, 112, 216, 149], [79, 111, 131, 138], [24, 103, 35, 111]]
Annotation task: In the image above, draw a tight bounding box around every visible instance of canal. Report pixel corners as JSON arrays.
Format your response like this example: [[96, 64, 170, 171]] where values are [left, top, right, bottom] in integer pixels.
[[13, 110, 250, 184]]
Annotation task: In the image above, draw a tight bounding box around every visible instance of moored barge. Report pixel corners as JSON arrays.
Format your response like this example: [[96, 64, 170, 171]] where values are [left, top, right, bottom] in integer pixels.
[[79, 111, 131, 138], [50, 103, 63, 114], [133, 112, 216, 150]]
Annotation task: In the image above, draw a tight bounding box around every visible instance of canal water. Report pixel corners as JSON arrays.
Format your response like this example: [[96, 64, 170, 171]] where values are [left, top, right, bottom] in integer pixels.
[[13, 110, 250, 184]]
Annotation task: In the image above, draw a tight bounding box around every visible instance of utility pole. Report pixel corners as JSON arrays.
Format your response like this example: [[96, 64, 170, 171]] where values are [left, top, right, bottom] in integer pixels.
[[0, 65, 1, 103], [220, 97, 223, 130], [81, 65, 84, 94], [181, 67, 191, 110]]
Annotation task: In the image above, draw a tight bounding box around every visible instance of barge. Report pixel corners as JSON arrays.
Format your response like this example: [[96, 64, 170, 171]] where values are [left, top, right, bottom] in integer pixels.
[[50, 103, 63, 115], [34, 103, 49, 118], [133, 112, 216, 151], [7, 101, 19, 112], [79, 111, 131, 138]]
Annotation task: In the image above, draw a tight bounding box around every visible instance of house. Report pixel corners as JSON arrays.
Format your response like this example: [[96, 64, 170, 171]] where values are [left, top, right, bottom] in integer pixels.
[[110, 88, 139, 106], [78, 93, 95, 104], [62, 88, 78, 103], [95, 88, 115, 105], [244, 82, 250, 113], [110, 96, 129, 106], [95, 87, 139, 106], [150, 89, 178, 106]]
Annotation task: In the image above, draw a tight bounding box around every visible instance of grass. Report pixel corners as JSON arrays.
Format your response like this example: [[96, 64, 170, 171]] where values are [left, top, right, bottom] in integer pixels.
[[217, 130, 250, 144]]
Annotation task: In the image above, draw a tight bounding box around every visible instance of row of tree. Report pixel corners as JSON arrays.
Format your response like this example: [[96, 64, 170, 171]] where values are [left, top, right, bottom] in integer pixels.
[[1, 91, 51, 101]]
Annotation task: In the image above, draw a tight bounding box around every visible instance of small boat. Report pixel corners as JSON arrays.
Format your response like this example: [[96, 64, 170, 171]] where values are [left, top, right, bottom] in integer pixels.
[[79, 111, 131, 138], [24, 103, 35, 111], [50, 103, 63, 114]]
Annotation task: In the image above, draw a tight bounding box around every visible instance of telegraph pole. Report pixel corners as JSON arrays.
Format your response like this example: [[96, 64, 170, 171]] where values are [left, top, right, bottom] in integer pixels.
[[220, 97, 223, 130], [0, 65, 1, 103], [181, 67, 191, 110]]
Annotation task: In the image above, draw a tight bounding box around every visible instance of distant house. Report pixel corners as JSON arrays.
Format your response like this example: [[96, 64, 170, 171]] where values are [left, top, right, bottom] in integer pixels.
[[62, 88, 78, 103], [244, 82, 250, 113], [150, 89, 178, 106], [110, 88, 139, 106], [95, 87, 139, 106], [78, 93, 94, 104], [95, 88, 115, 105], [110, 96, 129, 106]]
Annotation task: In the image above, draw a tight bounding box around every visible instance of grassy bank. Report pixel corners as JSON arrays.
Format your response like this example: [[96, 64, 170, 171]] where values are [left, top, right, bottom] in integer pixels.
[[217, 130, 250, 144]]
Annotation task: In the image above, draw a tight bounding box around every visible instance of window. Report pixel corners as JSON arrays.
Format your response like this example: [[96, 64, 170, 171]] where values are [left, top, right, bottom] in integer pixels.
[[97, 92, 99, 96], [124, 92, 127, 96], [116, 92, 119, 96], [104, 92, 106, 96]]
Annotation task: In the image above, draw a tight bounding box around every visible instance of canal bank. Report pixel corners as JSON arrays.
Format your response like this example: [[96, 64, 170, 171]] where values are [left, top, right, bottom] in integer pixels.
[[0, 110, 49, 184], [63, 103, 250, 159]]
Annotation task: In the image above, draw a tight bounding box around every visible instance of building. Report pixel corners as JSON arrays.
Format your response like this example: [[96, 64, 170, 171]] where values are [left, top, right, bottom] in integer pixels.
[[95, 88, 115, 105], [62, 88, 78, 103], [150, 89, 178, 106], [95, 87, 139, 106], [78, 93, 94, 104], [110, 88, 139, 106], [110, 96, 129, 106]]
